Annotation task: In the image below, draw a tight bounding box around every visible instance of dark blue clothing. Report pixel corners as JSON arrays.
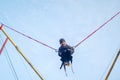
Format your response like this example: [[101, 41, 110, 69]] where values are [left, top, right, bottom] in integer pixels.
[[58, 44, 74, 63]]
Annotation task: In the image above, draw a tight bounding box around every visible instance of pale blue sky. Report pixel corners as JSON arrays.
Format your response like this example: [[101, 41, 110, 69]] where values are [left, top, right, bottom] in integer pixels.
[[0, 0, 120, 80]]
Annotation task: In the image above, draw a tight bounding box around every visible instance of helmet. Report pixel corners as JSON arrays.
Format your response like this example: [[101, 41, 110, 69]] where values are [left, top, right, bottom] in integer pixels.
[[59, 38, 65, 44]]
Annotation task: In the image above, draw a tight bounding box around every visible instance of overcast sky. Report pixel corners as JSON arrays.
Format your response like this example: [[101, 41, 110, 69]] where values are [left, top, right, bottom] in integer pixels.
[[0, 0, 120, 80]]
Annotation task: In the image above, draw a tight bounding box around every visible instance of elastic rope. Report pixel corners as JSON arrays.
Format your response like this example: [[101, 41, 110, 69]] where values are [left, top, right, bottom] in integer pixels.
[[74, 11, 120, 48], [0, 11, 120, 50], [2, 24, 57, 51]]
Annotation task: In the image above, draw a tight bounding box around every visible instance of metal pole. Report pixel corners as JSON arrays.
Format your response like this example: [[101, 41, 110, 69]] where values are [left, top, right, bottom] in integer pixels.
[[105, 49, 120, 80], [0, 24, 45, 80]]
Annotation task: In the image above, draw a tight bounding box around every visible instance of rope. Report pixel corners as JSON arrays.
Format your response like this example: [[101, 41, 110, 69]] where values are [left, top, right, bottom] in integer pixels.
[[74, 11, 120, 48], [1, 24, 57, 51], [0, 35, 19, 80], [0, 11, 120, 50]]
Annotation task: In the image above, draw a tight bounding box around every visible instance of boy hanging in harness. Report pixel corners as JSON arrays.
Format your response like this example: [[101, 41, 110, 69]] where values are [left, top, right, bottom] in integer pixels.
[[58, 38, 74, 75]]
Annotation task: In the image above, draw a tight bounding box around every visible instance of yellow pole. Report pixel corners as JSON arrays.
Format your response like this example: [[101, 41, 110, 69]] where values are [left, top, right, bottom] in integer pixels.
[[0, 25, 44, 80], [105, 49, 120, 80]]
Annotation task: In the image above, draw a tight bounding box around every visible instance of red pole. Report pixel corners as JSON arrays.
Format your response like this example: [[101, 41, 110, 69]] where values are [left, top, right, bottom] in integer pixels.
[[0, 38, 8, 54], [0, 24, 8, 55], [0, 24, 3, 30]]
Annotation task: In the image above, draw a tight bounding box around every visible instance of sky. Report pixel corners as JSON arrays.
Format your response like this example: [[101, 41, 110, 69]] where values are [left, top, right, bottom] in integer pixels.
[[0, 0, 120, 80]]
